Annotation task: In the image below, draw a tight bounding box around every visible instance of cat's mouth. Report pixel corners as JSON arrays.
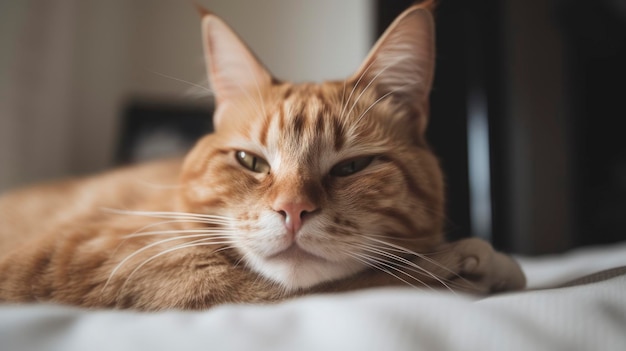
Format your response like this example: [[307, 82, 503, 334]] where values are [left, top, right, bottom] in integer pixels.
[[266, 244, 325, 262], [247, 240, 362, 290]]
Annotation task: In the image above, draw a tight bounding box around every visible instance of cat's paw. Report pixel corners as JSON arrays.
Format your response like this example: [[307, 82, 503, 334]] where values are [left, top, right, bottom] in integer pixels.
[[441, 238, 526, 294]]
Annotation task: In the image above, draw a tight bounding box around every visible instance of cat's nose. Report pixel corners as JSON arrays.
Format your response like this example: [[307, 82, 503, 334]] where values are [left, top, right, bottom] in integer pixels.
[[272, 198, 318, 235]]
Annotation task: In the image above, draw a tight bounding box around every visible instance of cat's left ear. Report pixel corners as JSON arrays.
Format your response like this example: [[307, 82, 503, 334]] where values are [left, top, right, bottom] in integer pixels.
[[351, 4, 435, 133], [200, 9, 273, 128]]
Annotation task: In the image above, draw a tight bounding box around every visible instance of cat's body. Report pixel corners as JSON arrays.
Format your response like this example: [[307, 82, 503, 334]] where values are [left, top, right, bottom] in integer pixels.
[[0, 159, 486, 310], [0, 2, 525, 310]]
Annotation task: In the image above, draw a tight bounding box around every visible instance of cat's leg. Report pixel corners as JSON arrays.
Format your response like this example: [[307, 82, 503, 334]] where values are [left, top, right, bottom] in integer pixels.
[[428, 237, 526, 294]]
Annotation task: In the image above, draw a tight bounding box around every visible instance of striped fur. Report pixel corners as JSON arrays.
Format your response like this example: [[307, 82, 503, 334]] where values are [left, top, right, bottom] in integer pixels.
[[179, 77, 446, 289], [0, 2, 509, 311]]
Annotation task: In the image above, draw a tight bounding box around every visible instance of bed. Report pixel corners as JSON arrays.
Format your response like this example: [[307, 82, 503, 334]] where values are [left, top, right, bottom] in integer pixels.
[[1, 241, 625, 351]]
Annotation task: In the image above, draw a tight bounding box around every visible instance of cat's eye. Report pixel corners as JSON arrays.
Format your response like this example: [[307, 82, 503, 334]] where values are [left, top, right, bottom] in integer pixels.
[[330, 156, 374, 177], [236, 151, 270, 174]]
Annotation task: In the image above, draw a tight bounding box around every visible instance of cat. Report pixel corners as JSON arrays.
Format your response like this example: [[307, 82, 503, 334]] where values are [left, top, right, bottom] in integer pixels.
[[0, 1, 525, 311]]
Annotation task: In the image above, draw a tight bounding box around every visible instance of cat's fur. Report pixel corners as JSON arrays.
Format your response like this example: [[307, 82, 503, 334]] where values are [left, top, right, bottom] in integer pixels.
[[0, 2, 525, 310]]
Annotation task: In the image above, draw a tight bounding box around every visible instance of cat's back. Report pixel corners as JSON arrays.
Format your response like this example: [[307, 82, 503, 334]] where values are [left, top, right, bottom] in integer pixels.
[[0, 159, 183, 256]]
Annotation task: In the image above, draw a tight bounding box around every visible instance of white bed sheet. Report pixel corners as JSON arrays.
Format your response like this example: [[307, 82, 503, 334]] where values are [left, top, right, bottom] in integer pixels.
[[2, 242, 626, 351]]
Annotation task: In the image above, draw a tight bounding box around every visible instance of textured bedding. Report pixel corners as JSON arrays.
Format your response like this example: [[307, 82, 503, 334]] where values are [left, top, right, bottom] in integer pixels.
[[1, 241, 626, 351]]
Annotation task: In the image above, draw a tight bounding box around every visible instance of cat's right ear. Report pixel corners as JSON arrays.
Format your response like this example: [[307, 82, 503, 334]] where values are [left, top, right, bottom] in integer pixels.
[[200, 9, 272, 128], [350, 3, 435, 135]]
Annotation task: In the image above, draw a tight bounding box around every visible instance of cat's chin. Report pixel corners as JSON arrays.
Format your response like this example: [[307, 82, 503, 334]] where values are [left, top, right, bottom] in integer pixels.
[[244, 246, 364, 291], [266, 244, 325, 262]]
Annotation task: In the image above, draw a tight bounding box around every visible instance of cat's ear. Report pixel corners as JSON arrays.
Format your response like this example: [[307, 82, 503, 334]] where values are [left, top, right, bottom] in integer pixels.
[[200, 9, 272, 127], [351, 4, 435, 132]]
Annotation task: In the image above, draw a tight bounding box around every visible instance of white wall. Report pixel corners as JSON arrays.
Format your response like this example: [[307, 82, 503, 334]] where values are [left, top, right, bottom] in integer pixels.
[[0, 0, 79, 189], [0, 0, 373, 191]]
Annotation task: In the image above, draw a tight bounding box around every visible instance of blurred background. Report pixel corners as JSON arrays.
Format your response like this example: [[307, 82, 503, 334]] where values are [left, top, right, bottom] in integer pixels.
[[0, 0, 624, 255]]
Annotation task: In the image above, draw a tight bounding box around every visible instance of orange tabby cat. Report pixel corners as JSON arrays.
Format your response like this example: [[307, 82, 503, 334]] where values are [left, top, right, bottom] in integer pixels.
[[0, 2, 525, 310]]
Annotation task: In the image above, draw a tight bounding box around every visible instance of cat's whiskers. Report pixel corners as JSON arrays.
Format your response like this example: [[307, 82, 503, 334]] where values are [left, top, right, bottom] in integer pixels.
[[118, 232, 235, 265], [147, 69, 215, 96], [340, 49, 388, 118], [233, 251, 249, 269], [352, 239, 466, 288], [363, 236, 476, 289], [231, 78, 267, 121], [340, 58, 376, 121], [366, 233, 433, 243], [347, 241, 458, 293], [105, 208, 236, 251], [344, 54, 413, 121], [353, 88, 398, 126], [343, 250, 431, 290], [148, 67, 258, 117], [364, 236, 455, 273], [411, 245, 483, 275], [149, 68, 249, 116], [125, 219, 229, 239], [243, 60, 268, 118], [357, 236, 430, 254], [119, 238, 239, 297], [340, 79, 347, 110], [100, 208, 232, 222], [109, 218, 230, 259], [351, 82, 416, 129], [104, 232, 236, 294], [123, 228, 236, 239]]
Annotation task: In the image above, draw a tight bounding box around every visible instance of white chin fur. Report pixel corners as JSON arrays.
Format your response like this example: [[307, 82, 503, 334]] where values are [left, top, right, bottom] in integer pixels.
[[245, 253, 364, 291]]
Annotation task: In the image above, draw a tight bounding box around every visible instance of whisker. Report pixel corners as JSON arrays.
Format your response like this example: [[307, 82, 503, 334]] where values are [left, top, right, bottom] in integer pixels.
[[353, 242, 471, 290], [123, 229, 236, 239], [340, 79, 347, 109], [146, 68, 215, 95], [344, 56, 409, 120], [119, 239, 238, 295], [104, 234, 235, 292], [350, 242, 458, 293], [125, 219, 228, 239], [366, 233, 433, 243], [109, 219, 230, 260], [244, 61, 267, 119], [346, 242, 447, 287], [353, 92, 391, 124], [100, 208, 232, 221], [344, 251, 428, 290], [233, 251, 249, 269], [364, 237, 456, 273], [340, 57, 377, 120], [352, 82, 415, 128], [363, 236, 475, 289], [232, 78, 266, 121]]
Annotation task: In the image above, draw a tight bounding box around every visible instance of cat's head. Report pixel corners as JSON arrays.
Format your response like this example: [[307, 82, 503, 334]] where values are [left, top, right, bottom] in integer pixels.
[[179, 2, 445, 291]]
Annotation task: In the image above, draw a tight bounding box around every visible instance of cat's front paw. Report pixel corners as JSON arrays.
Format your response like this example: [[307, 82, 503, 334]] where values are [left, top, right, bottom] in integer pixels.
[[440, 238, 526, 294]]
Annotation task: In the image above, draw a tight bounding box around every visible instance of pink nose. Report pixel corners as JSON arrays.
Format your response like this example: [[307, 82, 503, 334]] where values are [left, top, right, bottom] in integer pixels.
[[272, 198, 318, 234]]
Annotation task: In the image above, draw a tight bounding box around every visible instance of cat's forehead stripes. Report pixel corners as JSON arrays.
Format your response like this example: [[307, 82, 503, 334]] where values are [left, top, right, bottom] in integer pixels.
[[245, 81, 406, 179], [331, 115, 345, 151], [259, 84, 346, 155]]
